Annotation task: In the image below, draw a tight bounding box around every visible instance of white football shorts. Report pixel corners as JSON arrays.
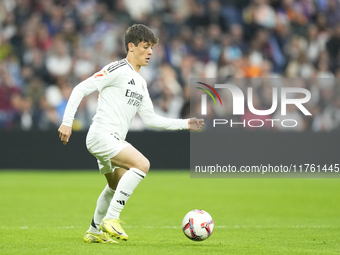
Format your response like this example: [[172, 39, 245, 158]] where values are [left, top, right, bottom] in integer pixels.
[[86, 131, 131, 174]]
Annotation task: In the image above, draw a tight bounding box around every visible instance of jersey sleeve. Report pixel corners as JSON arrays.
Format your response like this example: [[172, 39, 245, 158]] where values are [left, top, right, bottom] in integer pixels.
[[61, 78, 97, 127], [137, 89, 188, 130], [62, 61, 125, 127], [89, 62, 123, 91]]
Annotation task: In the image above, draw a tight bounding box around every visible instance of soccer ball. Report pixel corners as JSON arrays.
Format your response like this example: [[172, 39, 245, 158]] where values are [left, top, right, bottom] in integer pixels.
[[182, 209, 214, 241]]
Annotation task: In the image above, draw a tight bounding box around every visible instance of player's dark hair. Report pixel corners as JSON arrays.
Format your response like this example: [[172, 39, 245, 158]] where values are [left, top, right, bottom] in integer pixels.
[[125, 24, 159, 53]]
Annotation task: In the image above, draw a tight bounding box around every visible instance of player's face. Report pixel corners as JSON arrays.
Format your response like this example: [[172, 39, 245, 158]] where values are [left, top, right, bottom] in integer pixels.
[[134, 41, 153, 66]]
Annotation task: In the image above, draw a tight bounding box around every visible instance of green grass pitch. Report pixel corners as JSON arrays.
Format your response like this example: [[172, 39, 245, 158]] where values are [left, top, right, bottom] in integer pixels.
[[0, 170, 339, 255]]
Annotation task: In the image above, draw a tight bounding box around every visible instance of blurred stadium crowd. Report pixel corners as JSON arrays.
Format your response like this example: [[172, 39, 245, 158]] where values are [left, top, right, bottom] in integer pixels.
[[1, 0, 340, 132]]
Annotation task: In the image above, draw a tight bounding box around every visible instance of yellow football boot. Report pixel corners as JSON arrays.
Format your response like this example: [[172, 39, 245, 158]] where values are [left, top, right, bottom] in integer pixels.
[[100, 218, 128, 241], [83, 231, 118, 244]]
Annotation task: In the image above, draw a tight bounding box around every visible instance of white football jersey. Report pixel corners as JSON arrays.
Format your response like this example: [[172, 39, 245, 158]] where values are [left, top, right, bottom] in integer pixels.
[[62, 58, 188, 139]]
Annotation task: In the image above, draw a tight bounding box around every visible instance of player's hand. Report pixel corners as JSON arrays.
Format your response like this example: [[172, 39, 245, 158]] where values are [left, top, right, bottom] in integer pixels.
[[188, 118, 205, 131], [58, 124, 72, 145]]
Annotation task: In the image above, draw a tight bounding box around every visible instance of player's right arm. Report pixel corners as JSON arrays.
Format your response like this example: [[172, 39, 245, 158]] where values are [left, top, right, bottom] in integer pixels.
[[58, 61, 123, 145], [58, 78, 98, 145]]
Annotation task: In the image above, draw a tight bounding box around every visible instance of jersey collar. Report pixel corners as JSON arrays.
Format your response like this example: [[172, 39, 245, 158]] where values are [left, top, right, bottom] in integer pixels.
[[124, 58, 134, 71]]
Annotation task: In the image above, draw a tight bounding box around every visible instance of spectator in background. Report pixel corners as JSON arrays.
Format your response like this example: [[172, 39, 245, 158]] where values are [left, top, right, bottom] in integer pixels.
[[44, 4, 64, 36], [325, 0, 340, 27], [219, 34, 242, 65], [22, 32, 37, 67], [312, 91, 340, 132], [153, 64, 184, 119], [243, 0, 276, 41], [326, 23, 340, 70], [38, 98, 60, 131], [111, 0, 132, 24], [46, 37, 72, 80], [123, 0, 153, 21], [260, 60, 281, 78], [1, 12, 17, 41], [12, 95, 34, 130], [203, 0, 229, 33], [13, 0, 32, 26], [60, 18, 79, 52], [206, 24, 223, 63], [252, 0, 276, 29], [190, 33, 209, 63], [36, 24, 53, 51], [0, 70, 20, 129], [277, 0, 309, 36], [286, 51, 315, 78], [55, 79, 72, 122], [3, 53, 23, 87], [80, 22, 97, 49], [186, 0, 205, 30], [315, 59, 334, 79], [315, 12, 331, 50], [73, 49, 95, 81], [230, 23, 246, 53], [306, 24, 324, 64], [30, 48, 51, 84], [25, 76, 45, 111], [165, 36, 189, 68], [0, 35, 12, 61]]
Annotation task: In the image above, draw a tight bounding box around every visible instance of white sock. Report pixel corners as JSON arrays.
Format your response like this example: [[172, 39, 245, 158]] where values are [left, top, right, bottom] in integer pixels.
[[88, 185, 115, 233], [89, 224, 101, 234], [105, 168, 146, 219]]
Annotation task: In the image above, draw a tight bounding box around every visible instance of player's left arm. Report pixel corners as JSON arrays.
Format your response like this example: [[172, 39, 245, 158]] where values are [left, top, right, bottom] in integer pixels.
[[188, 117, 205, 131], [138, 93, 204, 131]]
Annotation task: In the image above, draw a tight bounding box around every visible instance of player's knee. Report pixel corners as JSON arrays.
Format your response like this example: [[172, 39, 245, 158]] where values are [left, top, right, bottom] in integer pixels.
[[137, 158, 150, 174]]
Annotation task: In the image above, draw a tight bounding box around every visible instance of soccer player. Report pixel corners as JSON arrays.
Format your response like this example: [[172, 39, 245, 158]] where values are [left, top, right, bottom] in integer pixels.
[[58, 24, 204, 244]]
